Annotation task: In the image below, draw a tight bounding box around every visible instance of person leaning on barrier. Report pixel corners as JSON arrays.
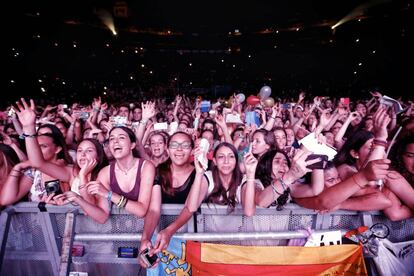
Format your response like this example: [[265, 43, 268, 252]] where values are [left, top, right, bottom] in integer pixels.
[[332, 106, 413, 220], [294, 161, 392, 213], [241, 147, 325, 210], [384, 134, 414, 215], [2, 99, 111, 217], [0, 99, 74, 206], [86, 126, 155, 222], [138, 132, 209, 268], [294, 159, 393, 212]]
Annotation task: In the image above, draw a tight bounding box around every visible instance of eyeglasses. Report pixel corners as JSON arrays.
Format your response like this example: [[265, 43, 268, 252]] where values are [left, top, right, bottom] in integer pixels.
[[169, 141, 192, 150]]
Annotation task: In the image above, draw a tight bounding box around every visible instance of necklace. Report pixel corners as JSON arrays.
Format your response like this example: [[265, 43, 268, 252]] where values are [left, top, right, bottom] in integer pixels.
[[116, 160, 137, 175]]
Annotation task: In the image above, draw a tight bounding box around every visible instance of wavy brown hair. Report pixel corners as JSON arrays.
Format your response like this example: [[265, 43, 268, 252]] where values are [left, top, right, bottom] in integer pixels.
[[207, 142, 242, 213]]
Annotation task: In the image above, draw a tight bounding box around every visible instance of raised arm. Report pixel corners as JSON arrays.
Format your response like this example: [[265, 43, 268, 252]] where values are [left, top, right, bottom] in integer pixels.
[[295, 159, 390, 210], [241, 148, 258, 216], [214, 114, 233, 144], [15, 98, 72, 182]]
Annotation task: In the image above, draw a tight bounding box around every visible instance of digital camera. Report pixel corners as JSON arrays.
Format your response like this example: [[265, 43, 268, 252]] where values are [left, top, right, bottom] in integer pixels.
[[44, 179, 62, 196]]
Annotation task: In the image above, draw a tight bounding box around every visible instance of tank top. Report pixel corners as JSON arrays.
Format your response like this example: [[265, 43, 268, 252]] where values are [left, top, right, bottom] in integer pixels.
[[109, 158, 144, 201], [161, 169, 196, 204]]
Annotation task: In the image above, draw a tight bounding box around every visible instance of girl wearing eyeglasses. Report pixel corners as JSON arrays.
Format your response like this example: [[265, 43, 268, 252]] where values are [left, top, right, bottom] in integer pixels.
[[139, 131, 209, 268]]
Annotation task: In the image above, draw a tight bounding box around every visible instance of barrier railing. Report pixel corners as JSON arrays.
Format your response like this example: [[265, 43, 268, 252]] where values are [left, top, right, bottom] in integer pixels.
[[1, 202, 413, 276]]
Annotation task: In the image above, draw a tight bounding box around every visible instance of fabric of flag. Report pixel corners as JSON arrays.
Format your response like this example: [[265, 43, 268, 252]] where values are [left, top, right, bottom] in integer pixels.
[[185, 241, 367, 276], [146, 236, 191, 276]]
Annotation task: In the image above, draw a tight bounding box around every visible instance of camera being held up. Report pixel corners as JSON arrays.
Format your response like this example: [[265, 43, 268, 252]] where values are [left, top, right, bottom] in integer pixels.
[[44, 179, 62, 196]]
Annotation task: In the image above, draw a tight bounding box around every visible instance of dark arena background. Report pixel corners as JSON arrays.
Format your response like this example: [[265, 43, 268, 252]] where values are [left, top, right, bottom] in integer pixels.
[[3, 0, 412, 106]]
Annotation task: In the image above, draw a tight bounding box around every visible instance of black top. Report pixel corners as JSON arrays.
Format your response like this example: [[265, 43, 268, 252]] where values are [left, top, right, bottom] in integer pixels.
[[161, 169, 196, 204]]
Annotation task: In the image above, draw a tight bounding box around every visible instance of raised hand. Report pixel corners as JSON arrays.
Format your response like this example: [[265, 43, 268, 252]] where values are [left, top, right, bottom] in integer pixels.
[[243, 145, 258, 178], [284, 149, 319, 184], [370, 91, 383, 99], [373, 106, 391, 140], [214, 114, 227, 130], [14, 98, 36, 127], [360, 159, 390, 184], [193, 146, 207, 173], [141, 101, 156, 121]]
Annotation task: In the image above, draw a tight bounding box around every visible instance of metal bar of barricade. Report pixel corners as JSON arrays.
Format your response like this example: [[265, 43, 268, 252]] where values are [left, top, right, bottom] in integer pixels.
[[0, 208, 14, 272], [59, 211, 77, 276], [74, 230, 349, 242], [38, 212, 62, 275]]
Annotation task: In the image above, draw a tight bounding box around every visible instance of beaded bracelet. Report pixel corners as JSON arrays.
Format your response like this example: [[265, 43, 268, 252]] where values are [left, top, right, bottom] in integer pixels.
[[116, 195, 124, 208], [107, 191, 113, 211], [271, 182, 283, 196], [19, 133, 37, 139]]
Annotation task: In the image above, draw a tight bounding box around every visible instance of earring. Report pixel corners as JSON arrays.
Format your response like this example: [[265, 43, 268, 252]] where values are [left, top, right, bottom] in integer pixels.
[[355, 156, 359, 159]]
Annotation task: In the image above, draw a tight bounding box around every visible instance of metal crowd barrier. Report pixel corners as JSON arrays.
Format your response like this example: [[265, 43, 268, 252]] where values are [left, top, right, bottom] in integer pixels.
[[1, 202, 414, 276]]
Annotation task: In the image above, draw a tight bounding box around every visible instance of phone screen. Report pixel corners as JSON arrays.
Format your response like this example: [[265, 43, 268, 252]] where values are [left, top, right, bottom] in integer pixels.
[[305, 154, 328, 170]]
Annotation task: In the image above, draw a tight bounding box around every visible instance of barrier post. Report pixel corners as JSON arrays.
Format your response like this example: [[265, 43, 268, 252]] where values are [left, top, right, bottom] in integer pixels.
[[39, 212, 62, 275], [0, 208, 14, 272], [59, 211, 78, 276]]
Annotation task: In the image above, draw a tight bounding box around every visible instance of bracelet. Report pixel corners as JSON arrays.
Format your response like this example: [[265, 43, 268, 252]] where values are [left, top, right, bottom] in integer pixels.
[[271, 182, 283, 195], [116, 195, 125, 208], [122, 198, 129, 208], [351, 174, 364, 189], [9, 174, 20, 178], [246, 178, 255, 182], [270, 116, 276, 120], [373, 139, 387, 147], [107, 191, 112, 211], [140, 120, 148, 125], [93, 108, 100, 112], [19, 133, 38, 139], [12, 169, 22, 174]]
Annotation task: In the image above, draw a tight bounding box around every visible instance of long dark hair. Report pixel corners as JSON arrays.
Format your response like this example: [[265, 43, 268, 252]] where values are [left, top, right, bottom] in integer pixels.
[[389, 134, 414, 185], [73, 138, 109, 181], [255, 149, 290, 188], [333, 130, 374, 167], [158, 131, 194, 196], [109, 126, 140, 158], [207, 142, 242, 213], [0, 144, 20, 174]]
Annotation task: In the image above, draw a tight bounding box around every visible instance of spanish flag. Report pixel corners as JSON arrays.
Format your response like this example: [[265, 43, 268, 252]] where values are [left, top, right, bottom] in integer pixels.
[[185, 241, 367, 276]]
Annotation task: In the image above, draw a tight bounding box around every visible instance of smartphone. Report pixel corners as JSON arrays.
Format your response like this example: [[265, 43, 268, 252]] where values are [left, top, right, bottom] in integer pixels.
[[139, 248, 158, 267], [110, 116, 127, 127], [200, 101, 211, 113], [8, 108, 16, 117], [79, 112, 90, 120], [44, 179, 62, 196], [305, 154, 328, 170], [282, 103, 291, 109]]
